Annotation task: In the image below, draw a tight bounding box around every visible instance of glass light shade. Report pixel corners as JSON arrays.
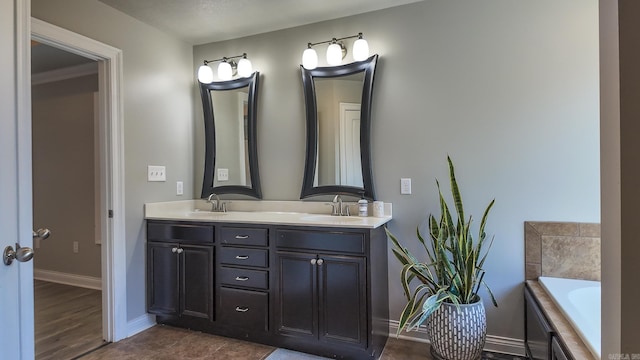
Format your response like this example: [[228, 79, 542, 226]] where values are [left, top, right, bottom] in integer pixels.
[[237, 58, 253, 77], [326, 43, 343, 65], [197, 64, 214, 83], [302, 48, 318, 70], [217, 61, 233, 81], [352, 38, 369, 61]]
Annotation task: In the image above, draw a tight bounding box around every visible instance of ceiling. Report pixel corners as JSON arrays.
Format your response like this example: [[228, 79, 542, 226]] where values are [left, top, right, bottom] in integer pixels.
[[97, 0, 423, 45]]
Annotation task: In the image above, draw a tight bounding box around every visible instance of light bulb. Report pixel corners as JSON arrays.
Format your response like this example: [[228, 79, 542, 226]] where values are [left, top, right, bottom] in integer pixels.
[[217, 61, 232, 81], [197, 64, 214, 83], [237, 58, 253, 77], [326, 43, 343, 66], [302, 48, 318, 70], [353, 38, 369, 61]]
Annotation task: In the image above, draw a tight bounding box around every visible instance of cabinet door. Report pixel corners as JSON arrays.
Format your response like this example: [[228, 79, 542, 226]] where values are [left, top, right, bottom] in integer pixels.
[[180, 244, 214, 321], [276, 251, 318, 339], [318, 254, 367, 347], [147, 242, 179, 316]]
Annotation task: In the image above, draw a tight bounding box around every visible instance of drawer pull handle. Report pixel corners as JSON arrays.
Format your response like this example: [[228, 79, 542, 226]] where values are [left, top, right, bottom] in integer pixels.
[[235, 255, 249, 260], [235, 306, 249, 312], [235, 276, 249, 281], [234, 235, 249, 239]]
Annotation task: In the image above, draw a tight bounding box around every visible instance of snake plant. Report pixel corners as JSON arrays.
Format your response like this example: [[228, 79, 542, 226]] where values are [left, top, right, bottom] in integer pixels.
[[386, 156, 497, 334]]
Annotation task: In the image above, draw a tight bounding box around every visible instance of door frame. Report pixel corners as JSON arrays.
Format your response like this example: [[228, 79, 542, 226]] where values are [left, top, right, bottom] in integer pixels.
[[30, 18, 128, 343]]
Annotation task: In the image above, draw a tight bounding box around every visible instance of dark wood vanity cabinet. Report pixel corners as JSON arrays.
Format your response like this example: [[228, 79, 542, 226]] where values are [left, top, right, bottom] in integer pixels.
[[147, 222, 214, 321], [274, 228, 387, 359], [217, 226, 270, 334], [146, 220, 389, 360]]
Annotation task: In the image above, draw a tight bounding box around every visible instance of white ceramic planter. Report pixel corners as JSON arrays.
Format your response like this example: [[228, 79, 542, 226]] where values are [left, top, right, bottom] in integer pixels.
[[426, 300, 487, 360]]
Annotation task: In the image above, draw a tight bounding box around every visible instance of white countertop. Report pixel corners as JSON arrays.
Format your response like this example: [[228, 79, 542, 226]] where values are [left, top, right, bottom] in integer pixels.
[[144, 200, 392, 229]]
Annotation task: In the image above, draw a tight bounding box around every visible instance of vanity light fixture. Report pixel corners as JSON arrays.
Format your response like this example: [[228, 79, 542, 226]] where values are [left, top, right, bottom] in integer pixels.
[[197, 53, 253, 83], [302, 33, 369, 70]]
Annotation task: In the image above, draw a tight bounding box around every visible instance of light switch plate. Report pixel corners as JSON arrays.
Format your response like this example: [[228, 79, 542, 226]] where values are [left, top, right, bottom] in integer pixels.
[[176, 181, 183, 195], [148, 165, 166, 182], [217, 168, 229, 181], [400, 178, 412, 195]]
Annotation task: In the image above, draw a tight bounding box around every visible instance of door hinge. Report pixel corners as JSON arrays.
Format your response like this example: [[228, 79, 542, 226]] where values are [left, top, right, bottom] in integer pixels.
[[108, 210, 114, 218]]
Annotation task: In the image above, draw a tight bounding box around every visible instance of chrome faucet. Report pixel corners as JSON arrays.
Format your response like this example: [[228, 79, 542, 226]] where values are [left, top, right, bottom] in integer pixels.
[[333, 195, 343, 216], [206, 193, 226, 212], [329, 195, 349, 216]]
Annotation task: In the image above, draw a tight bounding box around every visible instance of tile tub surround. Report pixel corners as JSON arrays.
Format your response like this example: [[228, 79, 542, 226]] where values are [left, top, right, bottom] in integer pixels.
[[144, 199, 393, 229], [524, 221, 600, 281], [525, 280, 596, 360]]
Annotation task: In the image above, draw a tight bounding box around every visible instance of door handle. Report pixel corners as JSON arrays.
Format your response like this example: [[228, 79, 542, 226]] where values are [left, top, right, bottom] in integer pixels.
[[33, 228, 51, 240], [3, 243, 35, 266]]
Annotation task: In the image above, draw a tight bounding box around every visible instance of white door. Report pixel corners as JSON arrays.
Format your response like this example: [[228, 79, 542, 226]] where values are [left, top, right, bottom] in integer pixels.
[[1, 0, 34, 359], [339, 103, 363, 187]]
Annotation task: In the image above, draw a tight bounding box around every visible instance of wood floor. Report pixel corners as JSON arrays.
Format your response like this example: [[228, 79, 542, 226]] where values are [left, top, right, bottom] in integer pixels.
[[35, 280, 105, 360]]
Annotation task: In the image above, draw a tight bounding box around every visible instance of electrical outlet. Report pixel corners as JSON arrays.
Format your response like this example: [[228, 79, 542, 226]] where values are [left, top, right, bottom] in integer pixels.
[[73, 241, 79, 253], [400, 178, 412, 195], [217, 168, 229, 181], [147, 165, 166, 182], [176, 181, 184, 195]]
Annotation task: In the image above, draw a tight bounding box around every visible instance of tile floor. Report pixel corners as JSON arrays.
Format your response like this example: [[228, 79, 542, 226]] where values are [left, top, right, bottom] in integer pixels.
[[76, 325, 524, 360]]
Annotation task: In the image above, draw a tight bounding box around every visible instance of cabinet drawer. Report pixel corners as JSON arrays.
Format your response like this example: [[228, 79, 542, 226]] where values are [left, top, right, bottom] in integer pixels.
[[220, 227, 268, 246], [276, 229, 365, 254], [220, 247, 268, 267], [219, 287, 268, 332], [220, 267, 268, 290], [147, 222, 214, 244]]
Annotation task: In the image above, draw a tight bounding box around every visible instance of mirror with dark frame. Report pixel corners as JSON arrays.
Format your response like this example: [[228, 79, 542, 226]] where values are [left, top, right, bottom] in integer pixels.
[[300, 55, 378, 200], [199, 72, 261, 198]]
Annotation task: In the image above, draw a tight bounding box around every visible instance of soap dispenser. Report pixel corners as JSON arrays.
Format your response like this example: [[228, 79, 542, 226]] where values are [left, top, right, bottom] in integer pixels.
[[358, 197, 368, 217]]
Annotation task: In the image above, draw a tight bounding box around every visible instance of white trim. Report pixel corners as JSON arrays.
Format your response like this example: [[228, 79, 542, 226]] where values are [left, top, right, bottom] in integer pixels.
[[31, 62, 98, 85], [31, 17, 127, 343], [17, 1, 35, 359], [34, 269, 102, 290], [388, 320, 525, 356], [127, 314, 156, 338]]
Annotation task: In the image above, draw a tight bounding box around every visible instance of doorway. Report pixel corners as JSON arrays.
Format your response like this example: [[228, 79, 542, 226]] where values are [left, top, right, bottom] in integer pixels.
[[30, 17, 129, 348], [31, 41, 105, 358]]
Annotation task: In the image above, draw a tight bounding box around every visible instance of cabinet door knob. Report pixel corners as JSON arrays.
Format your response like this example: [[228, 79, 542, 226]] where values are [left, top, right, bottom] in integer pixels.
[[310, 258, 317, 265], [176, 248, 183, 254], [171, 247, 178, 253], [317, 258, 324, 266], [235, 255, 249, 260], [235, 306, 249, 312], [235, 276, 249, 281]]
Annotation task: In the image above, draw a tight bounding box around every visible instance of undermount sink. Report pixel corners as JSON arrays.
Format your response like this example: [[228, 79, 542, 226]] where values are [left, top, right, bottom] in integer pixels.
[[301, 215, 362, 223]]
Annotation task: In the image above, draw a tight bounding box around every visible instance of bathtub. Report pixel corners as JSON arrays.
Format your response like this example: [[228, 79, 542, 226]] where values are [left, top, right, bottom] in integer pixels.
[[538, 276, 601, 359]]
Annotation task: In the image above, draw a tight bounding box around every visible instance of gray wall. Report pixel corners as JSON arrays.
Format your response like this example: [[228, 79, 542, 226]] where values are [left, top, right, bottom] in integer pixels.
[[32, 0, 195, 321], [194, 0, 600, 341], [32, 75, 102, 278]]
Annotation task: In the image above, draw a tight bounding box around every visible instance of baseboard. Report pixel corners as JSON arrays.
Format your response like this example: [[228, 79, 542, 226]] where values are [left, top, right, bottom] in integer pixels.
[[388, 320, 525, 356], [127, 314, 156, 338], [34, 269, 102, 290]]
